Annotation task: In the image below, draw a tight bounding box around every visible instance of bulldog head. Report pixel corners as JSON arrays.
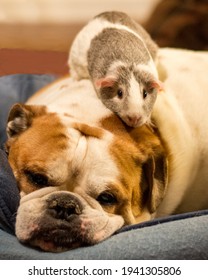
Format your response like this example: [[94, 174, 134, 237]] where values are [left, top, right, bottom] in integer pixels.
[[6, 103, 168, 252]]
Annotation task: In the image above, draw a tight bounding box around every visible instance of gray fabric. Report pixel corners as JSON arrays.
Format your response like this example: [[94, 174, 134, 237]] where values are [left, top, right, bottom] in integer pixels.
[[0, 214, 208, 259], [0, 74, 56, 146], [0, 150, 20, 234]]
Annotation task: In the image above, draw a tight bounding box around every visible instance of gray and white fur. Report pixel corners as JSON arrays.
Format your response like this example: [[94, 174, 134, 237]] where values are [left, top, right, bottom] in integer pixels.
[[69, 11, 163, 127]]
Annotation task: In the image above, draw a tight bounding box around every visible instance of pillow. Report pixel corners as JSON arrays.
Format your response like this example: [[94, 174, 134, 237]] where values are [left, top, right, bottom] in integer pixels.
[[0, 74, 56, 147], [0, 149, 19, 234]]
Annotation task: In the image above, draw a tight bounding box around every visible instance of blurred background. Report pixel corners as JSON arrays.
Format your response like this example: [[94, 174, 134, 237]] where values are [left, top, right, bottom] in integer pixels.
[[0, 0, 207, 75], [0, 0, 161, 51]]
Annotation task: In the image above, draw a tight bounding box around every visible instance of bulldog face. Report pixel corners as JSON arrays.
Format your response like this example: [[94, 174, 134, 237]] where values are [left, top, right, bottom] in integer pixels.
[[6, 103, 168, 252]]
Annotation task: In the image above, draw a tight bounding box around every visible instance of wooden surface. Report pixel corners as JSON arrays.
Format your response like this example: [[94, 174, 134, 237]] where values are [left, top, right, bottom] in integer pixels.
[[0, 1, 160, 76], [0, 49, 68, 76], [0, 23, 83, 52], [0, 23, 83, 76]]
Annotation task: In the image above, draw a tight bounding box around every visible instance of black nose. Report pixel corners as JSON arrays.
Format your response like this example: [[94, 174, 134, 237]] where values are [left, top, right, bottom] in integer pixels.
[[47, 193, 83, 221]]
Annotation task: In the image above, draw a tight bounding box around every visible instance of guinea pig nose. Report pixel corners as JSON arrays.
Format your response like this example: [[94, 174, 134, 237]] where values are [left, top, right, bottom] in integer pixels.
[[48, 193, 83, 221], [127, 115, 141, 126]]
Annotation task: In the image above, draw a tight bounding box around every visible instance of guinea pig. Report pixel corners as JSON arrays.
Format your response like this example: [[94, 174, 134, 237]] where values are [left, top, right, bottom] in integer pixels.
[[69, 11, 163, 127]]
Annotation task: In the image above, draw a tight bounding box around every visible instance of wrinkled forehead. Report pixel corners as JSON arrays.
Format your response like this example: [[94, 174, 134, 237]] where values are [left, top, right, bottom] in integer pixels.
[[14, 113, 78, 162], [17, 112, 117, 174], [61, 116, 120, 181]]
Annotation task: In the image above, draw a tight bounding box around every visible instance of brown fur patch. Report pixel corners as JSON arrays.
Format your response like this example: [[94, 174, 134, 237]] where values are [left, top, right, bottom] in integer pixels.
[[7, 111, 69, 194], [72, 122, 104, 139], [100, 115, 168, 223]]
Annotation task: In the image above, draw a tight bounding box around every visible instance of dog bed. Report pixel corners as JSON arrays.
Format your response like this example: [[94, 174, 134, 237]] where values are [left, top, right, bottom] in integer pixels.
[[0, 74, 208, 259]]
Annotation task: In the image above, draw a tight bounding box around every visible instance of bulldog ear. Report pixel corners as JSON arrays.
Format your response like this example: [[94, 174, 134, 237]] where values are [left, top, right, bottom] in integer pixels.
[[7, 103, 33, 138], [129, 125, 168, 213], [141, 152, 168, 213], [7, 103, 46, 138]]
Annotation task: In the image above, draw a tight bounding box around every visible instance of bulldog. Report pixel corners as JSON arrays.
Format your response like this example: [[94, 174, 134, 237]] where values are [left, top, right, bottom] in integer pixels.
[[6, 48, 208, 252]]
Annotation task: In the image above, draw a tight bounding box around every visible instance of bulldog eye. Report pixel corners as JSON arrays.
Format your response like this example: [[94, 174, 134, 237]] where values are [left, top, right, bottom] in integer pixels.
[[97, 192, 117, 206], [25, 170, 49, 187]]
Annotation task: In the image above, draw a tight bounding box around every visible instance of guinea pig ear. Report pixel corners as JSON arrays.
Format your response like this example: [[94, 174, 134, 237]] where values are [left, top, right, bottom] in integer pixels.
[[141, 152, 168, 214], [7, 103, 46, 138], [95, 75, 117, 89], [149, 80, 164, 92]]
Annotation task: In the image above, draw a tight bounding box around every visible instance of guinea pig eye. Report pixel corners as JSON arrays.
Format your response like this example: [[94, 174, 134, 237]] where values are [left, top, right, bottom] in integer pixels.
[[117, 89, 123, 99], [97, 191, 117, 206], [143, 89, 148, 99], [25, 170, 49, 187]]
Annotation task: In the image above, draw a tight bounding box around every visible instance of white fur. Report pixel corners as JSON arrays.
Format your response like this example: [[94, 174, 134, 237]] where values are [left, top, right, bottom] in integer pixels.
[[107, 60, 127, 75], [28, 77, 112, 127], [153, 48, 208, 216], [68, 17, 153, 80], [135, 60, 159, 79], [119, 73, 144, 123]]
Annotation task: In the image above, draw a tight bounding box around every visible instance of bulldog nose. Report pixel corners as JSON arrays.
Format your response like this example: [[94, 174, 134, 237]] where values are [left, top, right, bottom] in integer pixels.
[[47, 193, 83, 221]]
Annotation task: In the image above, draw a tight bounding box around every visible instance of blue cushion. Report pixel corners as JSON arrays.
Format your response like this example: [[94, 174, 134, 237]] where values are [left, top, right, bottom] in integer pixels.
[[0, 74, 56, 146]]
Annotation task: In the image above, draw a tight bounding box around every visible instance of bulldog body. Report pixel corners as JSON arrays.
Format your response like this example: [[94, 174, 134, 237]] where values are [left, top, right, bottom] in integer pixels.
[[6, 48, 208, 252]]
